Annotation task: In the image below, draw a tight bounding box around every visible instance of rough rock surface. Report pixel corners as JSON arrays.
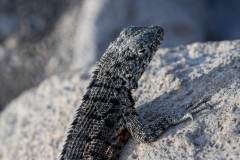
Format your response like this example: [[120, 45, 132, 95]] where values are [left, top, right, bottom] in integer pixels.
[[0, 40, 240, 160]]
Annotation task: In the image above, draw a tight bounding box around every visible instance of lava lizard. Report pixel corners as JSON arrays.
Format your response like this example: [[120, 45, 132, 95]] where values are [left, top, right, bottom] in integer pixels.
[[60, 25, 211, 160]]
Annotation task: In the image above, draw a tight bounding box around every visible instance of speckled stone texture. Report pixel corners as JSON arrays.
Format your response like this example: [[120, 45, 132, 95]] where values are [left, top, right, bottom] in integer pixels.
[[0, 40, 240, 160]]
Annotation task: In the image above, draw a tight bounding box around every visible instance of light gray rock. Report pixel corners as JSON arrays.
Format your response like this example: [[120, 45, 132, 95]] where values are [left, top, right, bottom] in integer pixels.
[[0, 40, 240, 160], [120, 40, 240, 160]]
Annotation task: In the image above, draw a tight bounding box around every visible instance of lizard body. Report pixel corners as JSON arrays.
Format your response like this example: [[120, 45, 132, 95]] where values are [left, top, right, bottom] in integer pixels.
[[60, 26, 211, 160]]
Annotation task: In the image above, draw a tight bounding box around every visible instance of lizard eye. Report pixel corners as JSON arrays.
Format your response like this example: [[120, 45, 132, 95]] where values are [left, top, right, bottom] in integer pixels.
[[156, 30, 161, 35], [138, 49, 146, 57]]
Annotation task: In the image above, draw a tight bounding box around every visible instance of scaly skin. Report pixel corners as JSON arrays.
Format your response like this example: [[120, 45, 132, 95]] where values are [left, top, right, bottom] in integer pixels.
[[60, 26, 211, 160]]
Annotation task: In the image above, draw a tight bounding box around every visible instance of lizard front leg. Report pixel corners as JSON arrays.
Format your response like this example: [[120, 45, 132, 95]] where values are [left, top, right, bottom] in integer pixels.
[[125, 96, 212, 143]]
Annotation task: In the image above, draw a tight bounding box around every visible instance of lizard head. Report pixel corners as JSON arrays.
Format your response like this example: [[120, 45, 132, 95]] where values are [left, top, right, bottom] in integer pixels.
[[116, 25, 164, 89], [98, 25, 164, 90]]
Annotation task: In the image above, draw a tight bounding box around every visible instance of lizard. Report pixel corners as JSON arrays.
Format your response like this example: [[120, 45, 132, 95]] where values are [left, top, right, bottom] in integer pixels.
[[60, 25, 212, 160]]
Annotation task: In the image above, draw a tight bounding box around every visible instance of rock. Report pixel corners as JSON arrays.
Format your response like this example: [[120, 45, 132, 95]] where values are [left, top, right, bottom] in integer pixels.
[[0, 69, 88, 160], [0, 40, 240, 159], [120, 40, 240, 159]]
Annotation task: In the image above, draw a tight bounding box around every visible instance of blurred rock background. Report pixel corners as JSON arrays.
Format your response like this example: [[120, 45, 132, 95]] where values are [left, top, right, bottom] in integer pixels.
[[0, 0, 239, 111]]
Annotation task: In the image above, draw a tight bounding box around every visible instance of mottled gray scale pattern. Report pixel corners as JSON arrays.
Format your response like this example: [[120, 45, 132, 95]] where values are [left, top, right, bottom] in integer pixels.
[[60, 26, 211, 160]]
